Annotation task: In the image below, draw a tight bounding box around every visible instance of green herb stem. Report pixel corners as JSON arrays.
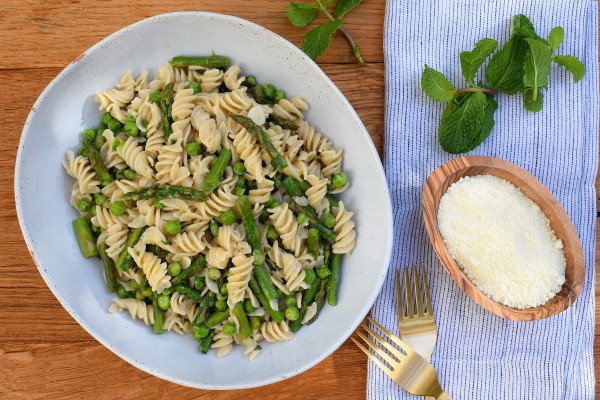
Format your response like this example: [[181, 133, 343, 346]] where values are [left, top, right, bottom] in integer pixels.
[[454, 87, 497, 96], [318, 1, 364, 66]]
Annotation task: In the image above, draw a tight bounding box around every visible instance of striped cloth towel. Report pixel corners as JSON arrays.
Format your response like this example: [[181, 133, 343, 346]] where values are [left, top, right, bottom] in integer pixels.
[[370, 0, 598, 398]]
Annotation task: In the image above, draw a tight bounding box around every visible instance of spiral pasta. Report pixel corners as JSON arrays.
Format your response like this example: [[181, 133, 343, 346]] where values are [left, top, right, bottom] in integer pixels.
[[305, 174, 328, 209], [170, 292, 197, 321], [227, 254, 254, 309], [62, 151, 100, 194], [95, 71, 135, 123], [109, 298, 154, 325], [212, 322, 234, 357], [223, 64, 245, 91], [128, 241, 171, 293], [201, 69, 224, 93], [260, 320, 294, 342], [332, 201, 356, 254], [269, 203, 305, 256], [269, 242, 306, 292]]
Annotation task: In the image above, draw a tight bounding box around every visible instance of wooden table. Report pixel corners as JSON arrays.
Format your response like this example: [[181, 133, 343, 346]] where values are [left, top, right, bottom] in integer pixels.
[[0, 1, 596, 398]]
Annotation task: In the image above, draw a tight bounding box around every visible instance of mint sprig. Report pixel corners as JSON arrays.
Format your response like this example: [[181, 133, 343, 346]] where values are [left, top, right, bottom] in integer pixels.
[[286, 0, 365, 65], [422, 14, 585, 154]]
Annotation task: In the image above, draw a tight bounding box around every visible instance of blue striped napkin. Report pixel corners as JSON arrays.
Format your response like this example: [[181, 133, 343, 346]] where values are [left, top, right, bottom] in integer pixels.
[[371, 0, 598, 398]]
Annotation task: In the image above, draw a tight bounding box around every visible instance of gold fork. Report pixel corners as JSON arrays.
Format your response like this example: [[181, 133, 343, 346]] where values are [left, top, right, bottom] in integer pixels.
[[396, 265, 437, 400], [352, 317, 452, 399]]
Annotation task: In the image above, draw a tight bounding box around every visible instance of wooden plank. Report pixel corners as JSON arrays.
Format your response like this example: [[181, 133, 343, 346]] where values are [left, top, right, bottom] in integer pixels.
[[0, 0, 384, 70]]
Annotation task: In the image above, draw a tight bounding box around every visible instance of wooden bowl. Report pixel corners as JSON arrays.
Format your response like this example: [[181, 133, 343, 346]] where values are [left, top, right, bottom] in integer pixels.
[[422, 155, 585, 321]]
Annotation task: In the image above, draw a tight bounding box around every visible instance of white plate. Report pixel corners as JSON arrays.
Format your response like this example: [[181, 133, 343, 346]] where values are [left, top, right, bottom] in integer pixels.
[[15, 12, 392, 389]]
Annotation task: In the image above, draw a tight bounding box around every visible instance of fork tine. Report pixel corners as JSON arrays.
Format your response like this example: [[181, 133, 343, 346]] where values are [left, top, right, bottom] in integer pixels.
[[356, 330, 399, 367], [351, 337, 394, 377], [361, 323, 407, 362], [368, 317, 416, 356], [413, 265, 424, 316], [395, 268, 405, 321], [422, 263, 432, 315], [403, 266, 414, 317]]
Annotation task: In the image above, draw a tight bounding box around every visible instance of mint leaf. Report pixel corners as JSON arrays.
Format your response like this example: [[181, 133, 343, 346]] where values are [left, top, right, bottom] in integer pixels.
[[438, 91, 487, 154], [479, 95, 498, 142], [523, 88, 544, 112], [335, 0, 364, 18], [302, 20, 343, 61], [548, 27, 564, 52], [553, 55, 585, 82], [441, 100, 458, 120], [512, 14, 547, 44], [523, 38, 552, 104], [287, 2, 321, 28], [321, 0, 334, 5], [460, 38, 498, 86], [421, 65, 456, 102], [486, 36, 528, 94]]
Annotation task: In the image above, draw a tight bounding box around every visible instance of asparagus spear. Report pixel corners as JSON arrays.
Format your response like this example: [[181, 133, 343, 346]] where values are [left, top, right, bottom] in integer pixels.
[[282, 176, 303, 197], [82, 139, 113, 185], [172, 283, 204, 303], [192, 292, 216, 327], [296, 180, 339, 207], [124, 185, 208, 202], [203, 149, 232, 194], [198, 329, 217, 354], [267, 115, 299, 131], [290, 276, 321, 332], [171, 55, 229, 69], [170, 255, 206, 285], [235, 195, 260, 250], [98, 243, 117, 293], [326, 253, 341, 306], [253, 264, 279, 301], [249, 274, 284, 323], [160, 82, 175, 138], [205, 310, 231, 328], [72, 217, 98, 258], [230, 115, 287, 170], [232, 302, 253, 339], [152, 293, 165, 334], [306, 279, 328, 325], [289, 203, 337, 244], [307, 228, 320, 259], [115, 227, 145, 271]]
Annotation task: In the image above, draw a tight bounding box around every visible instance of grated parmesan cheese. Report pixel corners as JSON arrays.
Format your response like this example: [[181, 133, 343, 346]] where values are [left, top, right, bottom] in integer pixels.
[[437, 175, 566, 309]]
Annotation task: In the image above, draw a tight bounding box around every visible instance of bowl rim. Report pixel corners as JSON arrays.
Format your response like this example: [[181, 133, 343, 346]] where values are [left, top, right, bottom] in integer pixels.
[[421, 155, 585, 321], [14, 11, 393, 389]]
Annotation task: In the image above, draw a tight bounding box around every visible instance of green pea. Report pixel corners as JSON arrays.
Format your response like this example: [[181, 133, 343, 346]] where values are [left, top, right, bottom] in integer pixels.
[[219, 211, 237, 226], [266, 200, 280, 209], [165, 220, 181, 235], [111, 138, 120, 150], [285, 306, 300, 321], [193, 323, 210, 340], [101, 112, 113, 125], [266, 226, 279, 240], [140, 280, 150, 291], [110, 201, 126, 216], [129, 279, 140, 290], [332, 172, 348, 188], [284, 296, 297, 308], [94, 135, 106, 150], [242, 75, 257, 87], [223, 323, 237, 335], [188, 82, 201, 94], [141, 121, 148, 129], [210, 220, 219, 237], [150, 91, 162, 103], [304, 268, 317, 285], [274, 89, 285, 103], [244, 299, 256, 314], [250, 316, 261, 331], [162, 287, 173, 296], [296, 213, 307, 225], [124, 169, 136, 180], [123, 121, 139, 137], [186, 142, 201, 156], [117, 285, 129, 299], [76, 199, 91, 212], [93, 194, 107, 207], [252, 249, 265, 266], [215, 299, 227, 311], [233, 187, 245, 197], [317, 265, 331, 279], [141, 287, 153, 298], [216, 292, 227, 301], [232, 161, 246, 175], [107, 118, 121, 132], [82, 128, 96, 141], [157, 294, 171, 310], [323, 213, 335, 228], [135, 290, 145, 300], [235, 176, 246, 188], [167, 262, 181, 277], [194, 276, 206, 290], [154, 198, 165, 209], [90, 205, 97, 216], [208, 267, 221, 281], [219, 283, 228, 296], [127, 115, 136, 123], [263, 84, 276, 98]]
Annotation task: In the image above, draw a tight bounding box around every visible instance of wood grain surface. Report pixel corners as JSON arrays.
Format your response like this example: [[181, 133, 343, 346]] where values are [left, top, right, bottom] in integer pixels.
[[0, 1, 596, 399]]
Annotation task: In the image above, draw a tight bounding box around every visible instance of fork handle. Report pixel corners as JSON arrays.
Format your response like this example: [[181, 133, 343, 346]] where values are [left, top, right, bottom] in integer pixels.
[[437, 392, 452, 400]]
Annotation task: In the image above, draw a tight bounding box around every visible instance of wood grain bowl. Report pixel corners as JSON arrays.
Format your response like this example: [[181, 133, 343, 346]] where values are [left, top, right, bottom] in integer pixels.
[[422, 155, 585, 321]]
